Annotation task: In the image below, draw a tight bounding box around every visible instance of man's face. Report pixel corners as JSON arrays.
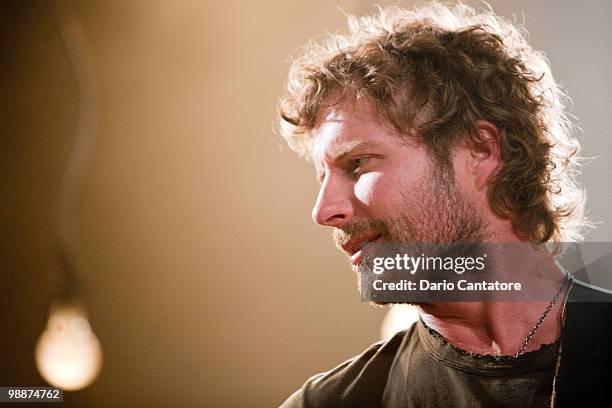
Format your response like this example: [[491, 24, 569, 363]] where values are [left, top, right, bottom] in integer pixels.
[[310, 99, 487, 273]]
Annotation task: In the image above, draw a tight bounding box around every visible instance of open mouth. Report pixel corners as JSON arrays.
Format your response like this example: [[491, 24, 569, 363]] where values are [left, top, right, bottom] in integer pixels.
[[344, 233, 383, 266]]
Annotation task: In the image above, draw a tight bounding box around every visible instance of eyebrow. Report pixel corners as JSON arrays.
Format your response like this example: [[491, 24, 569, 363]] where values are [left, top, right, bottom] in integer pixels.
[[315, 140, 385, 181]]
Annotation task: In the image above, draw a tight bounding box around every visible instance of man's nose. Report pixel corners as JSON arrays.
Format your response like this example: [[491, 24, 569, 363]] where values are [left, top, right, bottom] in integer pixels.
[[311, 176, 354, 227]]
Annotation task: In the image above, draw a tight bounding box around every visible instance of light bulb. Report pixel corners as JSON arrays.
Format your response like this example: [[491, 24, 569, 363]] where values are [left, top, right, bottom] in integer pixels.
[[35, 304, 103, 391]]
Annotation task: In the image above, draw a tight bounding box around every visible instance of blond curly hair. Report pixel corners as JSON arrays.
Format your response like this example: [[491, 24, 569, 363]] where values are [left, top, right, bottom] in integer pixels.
[[278, 2, 591, 243]]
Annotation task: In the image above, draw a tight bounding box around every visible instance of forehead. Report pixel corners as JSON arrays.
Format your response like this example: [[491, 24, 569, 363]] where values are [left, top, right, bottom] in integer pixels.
[[310, 100, 400, 161]]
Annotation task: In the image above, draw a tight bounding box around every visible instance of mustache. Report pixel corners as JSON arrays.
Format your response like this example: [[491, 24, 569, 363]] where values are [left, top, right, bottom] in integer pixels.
[[332, 219, 388, 249]]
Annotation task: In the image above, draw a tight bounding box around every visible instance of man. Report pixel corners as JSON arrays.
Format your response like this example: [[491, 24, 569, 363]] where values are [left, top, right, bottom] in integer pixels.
[[278, 3, 610, 407]]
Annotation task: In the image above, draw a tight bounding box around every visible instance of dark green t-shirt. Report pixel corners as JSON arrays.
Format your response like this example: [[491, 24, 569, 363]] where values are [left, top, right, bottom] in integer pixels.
[[281, 319, 559, 407]]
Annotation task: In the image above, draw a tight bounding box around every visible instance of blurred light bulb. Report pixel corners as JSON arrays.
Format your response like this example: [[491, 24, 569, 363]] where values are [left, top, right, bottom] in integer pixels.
[[35, 304, 103, 391], [380, 304, 420, 340]]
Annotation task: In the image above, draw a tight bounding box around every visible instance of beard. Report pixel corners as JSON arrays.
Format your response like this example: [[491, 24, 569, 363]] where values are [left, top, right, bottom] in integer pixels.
[[332, 164, 490, 305]]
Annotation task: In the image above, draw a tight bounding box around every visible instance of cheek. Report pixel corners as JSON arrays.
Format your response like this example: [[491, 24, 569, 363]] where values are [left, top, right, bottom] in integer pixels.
[[354, 172, 399, 209]]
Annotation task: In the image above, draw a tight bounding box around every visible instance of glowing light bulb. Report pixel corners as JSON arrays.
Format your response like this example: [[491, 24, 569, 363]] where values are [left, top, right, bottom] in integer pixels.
[[380, 304, 420, 340], [35, 304, 103, 391]]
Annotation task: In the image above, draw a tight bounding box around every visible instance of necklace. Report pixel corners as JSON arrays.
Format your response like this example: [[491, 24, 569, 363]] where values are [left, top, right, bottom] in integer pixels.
[[514, 274, 572, 358]]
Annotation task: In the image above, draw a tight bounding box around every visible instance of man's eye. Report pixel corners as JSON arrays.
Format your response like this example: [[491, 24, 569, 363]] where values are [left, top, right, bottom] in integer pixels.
[[349, 156, 370, 174]]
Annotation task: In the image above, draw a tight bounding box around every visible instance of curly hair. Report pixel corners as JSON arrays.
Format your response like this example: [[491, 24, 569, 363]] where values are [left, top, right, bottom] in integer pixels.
[[278, 2, 591, 243]]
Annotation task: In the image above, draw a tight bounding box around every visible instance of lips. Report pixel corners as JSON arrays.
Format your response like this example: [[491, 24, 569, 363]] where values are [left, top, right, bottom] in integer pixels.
[[341, 233, 382, 266]]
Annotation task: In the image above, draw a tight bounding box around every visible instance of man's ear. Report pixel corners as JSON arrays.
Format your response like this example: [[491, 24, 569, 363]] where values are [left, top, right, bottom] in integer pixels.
[[468, 120, 501, 191]]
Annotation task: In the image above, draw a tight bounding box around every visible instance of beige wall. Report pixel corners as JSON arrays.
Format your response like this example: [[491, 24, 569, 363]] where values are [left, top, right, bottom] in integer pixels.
[[1, 1, 609, 407]]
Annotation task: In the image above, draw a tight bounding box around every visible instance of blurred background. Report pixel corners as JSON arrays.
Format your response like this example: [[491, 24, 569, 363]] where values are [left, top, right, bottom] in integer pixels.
[[1, 0, 610, 406]]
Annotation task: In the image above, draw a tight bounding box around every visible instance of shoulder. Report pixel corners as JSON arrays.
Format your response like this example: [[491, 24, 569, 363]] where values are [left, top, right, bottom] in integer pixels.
[[279, 327, 415, 408], [554, 282, 612, 405], [567, 278, 612, 302]]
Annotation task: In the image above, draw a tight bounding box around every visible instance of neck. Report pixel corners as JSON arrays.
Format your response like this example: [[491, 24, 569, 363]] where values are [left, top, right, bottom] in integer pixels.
[[417, 238, 570, 357], [417, 299, 565, 356]]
